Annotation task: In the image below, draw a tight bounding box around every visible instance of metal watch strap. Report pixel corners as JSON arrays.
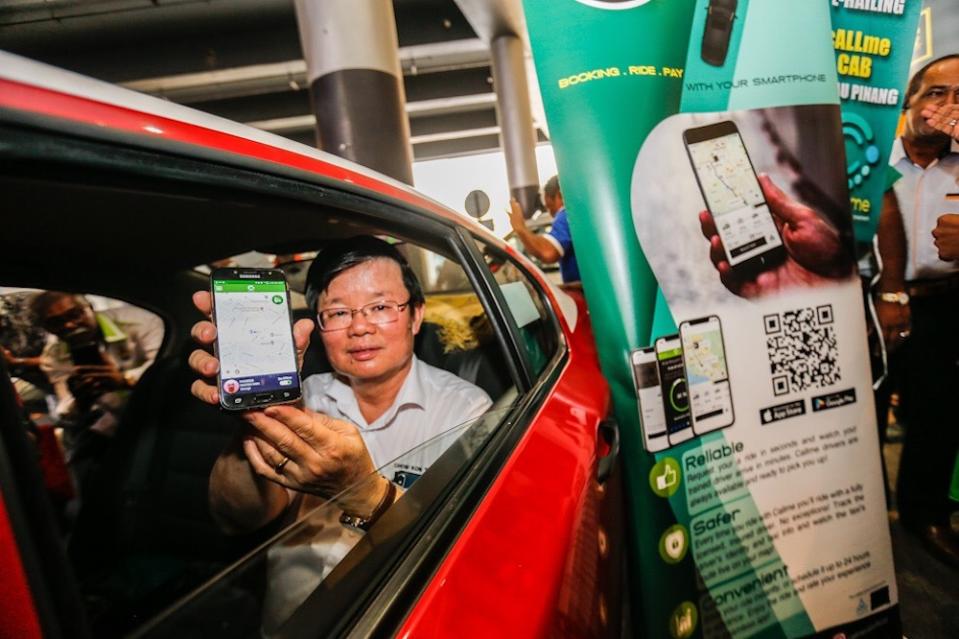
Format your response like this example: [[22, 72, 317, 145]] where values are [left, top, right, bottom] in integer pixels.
[[878, 291, 909, 305]]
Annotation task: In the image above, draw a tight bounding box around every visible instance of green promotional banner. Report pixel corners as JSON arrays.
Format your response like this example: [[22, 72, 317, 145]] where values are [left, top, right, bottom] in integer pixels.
[[829, 0, 923, 241], [524, 2, 899, 637]]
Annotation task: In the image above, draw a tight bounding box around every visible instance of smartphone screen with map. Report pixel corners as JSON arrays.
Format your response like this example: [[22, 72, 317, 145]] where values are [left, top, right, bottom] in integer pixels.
[[680, 316, 734, 435], [211, 268, 301, 411], [683, 120, 786, 277]]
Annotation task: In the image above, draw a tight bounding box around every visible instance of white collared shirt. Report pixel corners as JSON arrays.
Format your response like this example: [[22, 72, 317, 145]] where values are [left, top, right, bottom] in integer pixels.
[[889, 138, 959, 281], [302, 355, 492, 486]]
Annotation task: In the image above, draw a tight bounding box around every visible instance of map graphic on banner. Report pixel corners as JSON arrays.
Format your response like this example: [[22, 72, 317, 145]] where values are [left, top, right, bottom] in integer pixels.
[[524, 1, 902, 637]]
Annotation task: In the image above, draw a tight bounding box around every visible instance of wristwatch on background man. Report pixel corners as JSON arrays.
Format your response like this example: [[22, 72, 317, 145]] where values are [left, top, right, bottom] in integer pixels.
[[878, 291, 910, 305]]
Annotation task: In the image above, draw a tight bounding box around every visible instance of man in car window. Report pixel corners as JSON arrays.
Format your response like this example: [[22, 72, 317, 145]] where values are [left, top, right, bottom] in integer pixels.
[[508, 175, 581, 283], [191, 236, 492, 535]]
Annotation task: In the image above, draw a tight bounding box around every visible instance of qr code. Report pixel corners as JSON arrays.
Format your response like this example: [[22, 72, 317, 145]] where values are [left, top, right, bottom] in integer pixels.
[[764, 305, 840, 395]]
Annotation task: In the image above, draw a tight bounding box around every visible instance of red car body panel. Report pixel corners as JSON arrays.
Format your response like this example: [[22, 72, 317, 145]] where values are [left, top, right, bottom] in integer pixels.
[[0, 65, 615, 637], [397, 290, 612, 638], [0, 491, 43, 639]]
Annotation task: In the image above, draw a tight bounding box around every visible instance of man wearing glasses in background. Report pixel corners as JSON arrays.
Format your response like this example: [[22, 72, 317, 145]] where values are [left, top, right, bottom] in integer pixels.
[[191, 236, 491, 540]]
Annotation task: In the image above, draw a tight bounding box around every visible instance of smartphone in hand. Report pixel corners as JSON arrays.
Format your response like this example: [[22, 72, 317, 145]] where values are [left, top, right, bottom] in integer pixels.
[[684, 120, 785, 278], [210, 267, 301, 410]]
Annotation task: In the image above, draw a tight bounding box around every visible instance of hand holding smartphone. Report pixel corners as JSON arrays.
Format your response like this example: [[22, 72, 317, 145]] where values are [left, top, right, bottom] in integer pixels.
[[210, 268, 301, 410], [684, 120, 785, 278]]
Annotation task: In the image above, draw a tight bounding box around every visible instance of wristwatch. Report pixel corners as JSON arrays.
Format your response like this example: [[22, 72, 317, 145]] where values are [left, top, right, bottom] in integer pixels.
[[878, 291, 910, 305], [339, 477, 397, 532]]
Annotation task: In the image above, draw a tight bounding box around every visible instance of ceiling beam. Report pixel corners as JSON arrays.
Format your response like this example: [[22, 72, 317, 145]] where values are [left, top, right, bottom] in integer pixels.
[[121, 38, 490, 103]]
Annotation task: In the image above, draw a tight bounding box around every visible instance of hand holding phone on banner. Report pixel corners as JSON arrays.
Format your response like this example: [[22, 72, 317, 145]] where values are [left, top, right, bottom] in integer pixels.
[[698, 174, 848, 298]]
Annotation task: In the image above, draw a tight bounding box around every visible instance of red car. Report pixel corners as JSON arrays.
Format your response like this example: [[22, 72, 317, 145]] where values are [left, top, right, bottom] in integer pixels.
[[0, 52, 626, 638]]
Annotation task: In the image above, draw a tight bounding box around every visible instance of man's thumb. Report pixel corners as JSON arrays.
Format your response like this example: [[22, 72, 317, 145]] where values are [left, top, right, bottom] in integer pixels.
[[758, 174, 805, 227]]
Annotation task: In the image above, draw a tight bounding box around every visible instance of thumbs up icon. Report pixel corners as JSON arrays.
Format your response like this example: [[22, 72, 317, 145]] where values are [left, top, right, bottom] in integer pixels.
[[649, 458, 682, 498], [657, 464, 678, 491]]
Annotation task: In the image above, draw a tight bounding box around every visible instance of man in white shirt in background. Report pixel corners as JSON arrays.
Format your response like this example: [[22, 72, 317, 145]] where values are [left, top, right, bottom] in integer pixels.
[[876, 54, 959, 566]]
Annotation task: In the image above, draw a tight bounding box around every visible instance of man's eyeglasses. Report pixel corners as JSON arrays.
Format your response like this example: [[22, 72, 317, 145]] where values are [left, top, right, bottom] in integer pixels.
[[317, 299, 412, 332]]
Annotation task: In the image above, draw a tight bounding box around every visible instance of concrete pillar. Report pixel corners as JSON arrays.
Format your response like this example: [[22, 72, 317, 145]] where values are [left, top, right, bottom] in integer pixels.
[[294, 0, 413, 184], [489, 34, 541, 217]]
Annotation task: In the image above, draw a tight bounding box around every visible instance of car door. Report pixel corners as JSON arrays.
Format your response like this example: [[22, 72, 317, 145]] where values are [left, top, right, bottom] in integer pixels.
[[391, 236, 626, 638]]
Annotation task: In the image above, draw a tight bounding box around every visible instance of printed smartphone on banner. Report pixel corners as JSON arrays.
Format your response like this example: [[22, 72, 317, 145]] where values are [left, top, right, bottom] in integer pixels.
[[680, 316, 734, 435], [631, 347, 669, 453], [683, 120, 786, 277], [211, 268, 301, 411], [655, 335, 693, 446]]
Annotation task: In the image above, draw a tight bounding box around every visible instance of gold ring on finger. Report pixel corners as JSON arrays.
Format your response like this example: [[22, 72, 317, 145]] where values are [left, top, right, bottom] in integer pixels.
[[274, 455, 291, 473]]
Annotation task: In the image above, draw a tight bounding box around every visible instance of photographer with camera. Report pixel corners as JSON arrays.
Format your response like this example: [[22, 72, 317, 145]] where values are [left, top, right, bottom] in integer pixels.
[[30, 292, 162, 467]]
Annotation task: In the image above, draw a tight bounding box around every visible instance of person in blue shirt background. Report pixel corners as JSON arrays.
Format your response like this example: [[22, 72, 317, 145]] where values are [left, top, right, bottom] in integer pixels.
[[508, 175, 580, 283]]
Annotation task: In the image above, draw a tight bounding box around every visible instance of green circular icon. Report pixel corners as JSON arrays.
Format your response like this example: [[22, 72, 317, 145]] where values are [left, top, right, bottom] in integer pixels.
[[658, 524, 689, 564], [649, 457, 681, 498], [272, 295, 283, 304], [668, 601, 698, 639]]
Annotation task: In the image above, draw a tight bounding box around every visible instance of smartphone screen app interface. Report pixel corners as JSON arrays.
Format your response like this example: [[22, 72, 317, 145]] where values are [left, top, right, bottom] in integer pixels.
[[632, 349, 668, 449], [213, 279, 298, 398], [657, 341, 691, 436], [681, 318, 733, 432], [687, 131, 783, 266]]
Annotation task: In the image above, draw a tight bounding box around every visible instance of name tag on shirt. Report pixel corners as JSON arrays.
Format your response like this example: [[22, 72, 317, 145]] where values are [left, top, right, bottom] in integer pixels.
[[391, 462, 426, 489]]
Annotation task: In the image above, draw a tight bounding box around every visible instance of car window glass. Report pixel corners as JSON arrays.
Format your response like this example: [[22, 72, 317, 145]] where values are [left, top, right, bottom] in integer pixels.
[[1, 236, 524, 637], [504, 213, 562, 281], [398, 243, 473, 295], [0, 288, 167, 634], [195, 252, 314, 310], [134, 405, 517, 639], [499, 281, 541, 328], [474, 243, 559, 377]]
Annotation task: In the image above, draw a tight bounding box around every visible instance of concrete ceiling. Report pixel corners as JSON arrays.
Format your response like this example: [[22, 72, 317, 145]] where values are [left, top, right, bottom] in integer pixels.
[[0, 0, 548, 161]]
